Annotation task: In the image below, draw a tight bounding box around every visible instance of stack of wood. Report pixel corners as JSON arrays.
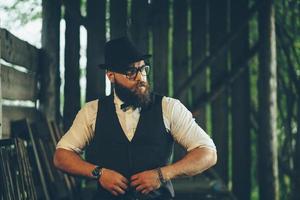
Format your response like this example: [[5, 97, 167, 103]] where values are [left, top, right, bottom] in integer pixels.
[[0, 117, 78, 200], [0, 138, 37, 200]]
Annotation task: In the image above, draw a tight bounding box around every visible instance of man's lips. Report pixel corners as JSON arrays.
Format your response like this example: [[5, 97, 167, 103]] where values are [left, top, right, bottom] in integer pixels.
[[137, 82, 147, 88]]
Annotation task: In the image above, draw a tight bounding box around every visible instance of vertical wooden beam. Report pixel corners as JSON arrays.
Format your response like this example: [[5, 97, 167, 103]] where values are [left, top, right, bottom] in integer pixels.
[[63, 0, 81, 131], [191, 0, 208, 129], [130, 0, 149, 55], [110, 0, 128, 39], [151, 0, 169, 95], [171, 0, 188, 162], [41, 0, 61, 121], [0, 31, 2, 138], [209, 0, 229, 184], [258, 0, 279, 199], [86, 0, 106, 101], [295, 99, 300, 200], [173, 0, 188, 104], [0, 61, 2, 139], [231, 0, 251, 199]]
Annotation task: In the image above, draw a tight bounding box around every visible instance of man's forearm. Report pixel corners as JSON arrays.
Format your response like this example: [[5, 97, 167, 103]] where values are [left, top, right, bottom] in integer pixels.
[[161, 147, 217, 180], [53, 148, 96, 179]]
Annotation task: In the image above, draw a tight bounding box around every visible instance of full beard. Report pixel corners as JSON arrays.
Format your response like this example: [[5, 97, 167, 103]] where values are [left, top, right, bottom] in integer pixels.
[[114, 80, 152, 109]]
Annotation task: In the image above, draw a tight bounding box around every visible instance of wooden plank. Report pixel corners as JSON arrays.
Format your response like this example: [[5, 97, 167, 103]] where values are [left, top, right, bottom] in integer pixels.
[[26, 121, 51, 200], [230, 0, 251, 199], [86, 0, 106, 101], [64, 0, 81, 131], [110, 0, 127, 39], [0, 59, 2, 138], [152, 0, 169, 95], [257, 0, 279, 199], [191, 0, 208, 129], [173, 0, 188, 104], [0, 28, 39, 72], [2, 106, 39, 138], [209, 0, 229, 185], [1, 64, 37, 101], [131, 0, 149, 55], [172, 0, 188, 163], [40, 0, 61, 121]]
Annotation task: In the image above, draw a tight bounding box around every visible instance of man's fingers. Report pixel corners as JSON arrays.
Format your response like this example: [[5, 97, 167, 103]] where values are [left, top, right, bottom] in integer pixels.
[[118, 181, 128, 190], [120, 176, 129, 184], [141, 188, 151, 194], [131, 174, 139, 181], [113, 186, 125, 195], [111, 190, 118, 196], [130, 179, 140, 187], [144, 186, 155, 194], [136, 184, 146, 191]]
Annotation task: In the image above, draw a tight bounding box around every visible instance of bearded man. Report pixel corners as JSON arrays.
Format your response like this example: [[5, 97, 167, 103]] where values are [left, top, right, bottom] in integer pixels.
[[54, 37, 217, 200]]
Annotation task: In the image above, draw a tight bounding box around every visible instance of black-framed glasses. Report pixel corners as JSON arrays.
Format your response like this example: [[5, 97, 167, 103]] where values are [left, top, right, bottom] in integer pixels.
[[125, 65, 150, 80]]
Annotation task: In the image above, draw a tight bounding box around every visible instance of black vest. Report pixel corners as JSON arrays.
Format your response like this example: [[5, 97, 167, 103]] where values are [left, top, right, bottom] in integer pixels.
[[86, 94, 175, 199]]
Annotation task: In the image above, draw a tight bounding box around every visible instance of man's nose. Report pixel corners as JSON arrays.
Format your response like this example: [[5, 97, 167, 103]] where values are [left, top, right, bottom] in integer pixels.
[[135, 71, 146, 81]]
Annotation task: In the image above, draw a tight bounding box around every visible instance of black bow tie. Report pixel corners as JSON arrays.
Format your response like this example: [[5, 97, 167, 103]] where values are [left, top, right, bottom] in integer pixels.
[[120, 103, 133, 112]]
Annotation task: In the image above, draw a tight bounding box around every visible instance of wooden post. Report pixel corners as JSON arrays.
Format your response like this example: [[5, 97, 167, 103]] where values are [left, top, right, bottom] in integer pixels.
[[295, 100, 300, 200], [63, 0, 81, 131], [0, 32, 2, 138], [110, 0, 127, 39], [130, 0, 149, 55], [151, 0, 169, 95], [173, 0, 188, 104], [209, 0, 229, 185], [171, 0, 188, 162], [258, 0, 279, 199], [191, 0, 208, 129], [86, 0, 106, 101], [41, 0, 61, 121], [231, 0, 251, 199]]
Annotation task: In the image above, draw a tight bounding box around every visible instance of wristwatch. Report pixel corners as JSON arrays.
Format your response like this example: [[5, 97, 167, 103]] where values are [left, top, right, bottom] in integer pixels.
[[91, 166, 103, 180]]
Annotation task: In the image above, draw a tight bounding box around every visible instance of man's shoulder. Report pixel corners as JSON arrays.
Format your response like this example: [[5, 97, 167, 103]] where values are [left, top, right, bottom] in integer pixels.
[[161, 96, 183, 114], [85, 99, 99, 106], [162, 96, 181, 105], [83, 99, 99, 112]]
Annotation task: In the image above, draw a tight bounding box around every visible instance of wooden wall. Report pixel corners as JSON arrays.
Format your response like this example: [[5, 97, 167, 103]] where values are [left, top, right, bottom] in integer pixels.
[[0, 28, 40, 138]]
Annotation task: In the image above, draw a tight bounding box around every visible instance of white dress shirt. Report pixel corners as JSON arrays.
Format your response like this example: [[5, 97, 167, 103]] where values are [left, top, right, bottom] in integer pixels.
[[56, 94, 216, 154]]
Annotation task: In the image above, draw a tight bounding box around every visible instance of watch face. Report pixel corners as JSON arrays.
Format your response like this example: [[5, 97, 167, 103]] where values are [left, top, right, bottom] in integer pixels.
[[92, 166, 102, 178]]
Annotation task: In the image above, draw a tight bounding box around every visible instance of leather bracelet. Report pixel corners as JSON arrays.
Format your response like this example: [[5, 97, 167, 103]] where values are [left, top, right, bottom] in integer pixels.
[[156, 167, 167, 184]]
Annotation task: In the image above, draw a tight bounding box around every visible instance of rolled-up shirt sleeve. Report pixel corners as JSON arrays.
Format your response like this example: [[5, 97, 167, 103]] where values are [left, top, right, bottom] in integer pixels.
[[162, 97, 216, 152], [56, 100, 98, 154]]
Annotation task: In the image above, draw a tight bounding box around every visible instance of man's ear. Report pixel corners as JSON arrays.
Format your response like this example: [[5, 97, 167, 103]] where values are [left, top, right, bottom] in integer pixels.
[[106, 71, 115, 83]]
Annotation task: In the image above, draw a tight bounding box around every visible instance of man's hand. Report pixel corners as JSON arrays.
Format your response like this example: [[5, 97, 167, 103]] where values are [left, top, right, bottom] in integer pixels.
[[130, 169, 161, 194], [99, 168, 129, 196]]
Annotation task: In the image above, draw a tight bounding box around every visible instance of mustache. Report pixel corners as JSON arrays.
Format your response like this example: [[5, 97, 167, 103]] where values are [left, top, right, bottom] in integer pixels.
[[136, 81, 147, 87]]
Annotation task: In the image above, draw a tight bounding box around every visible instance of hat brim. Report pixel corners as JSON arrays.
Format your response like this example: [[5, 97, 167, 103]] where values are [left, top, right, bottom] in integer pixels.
[[98, 54, 152, 70]]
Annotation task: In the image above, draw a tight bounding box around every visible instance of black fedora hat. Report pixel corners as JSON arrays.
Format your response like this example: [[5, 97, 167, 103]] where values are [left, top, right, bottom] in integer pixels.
[[98, 37, 151, 73]]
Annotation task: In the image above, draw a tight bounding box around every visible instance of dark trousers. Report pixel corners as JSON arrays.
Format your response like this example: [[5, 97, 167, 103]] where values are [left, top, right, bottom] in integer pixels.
[[92, 190, 173, 200], [92, 195, 173, 200], [93, 186, 173, 200]]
